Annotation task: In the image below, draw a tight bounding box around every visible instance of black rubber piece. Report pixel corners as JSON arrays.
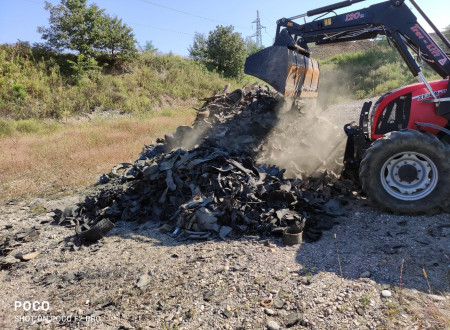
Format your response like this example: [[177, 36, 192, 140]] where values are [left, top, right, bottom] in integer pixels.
[[282, 228, 303, 246], [75, 219, 115, 241], [359, 129, 450, 214]]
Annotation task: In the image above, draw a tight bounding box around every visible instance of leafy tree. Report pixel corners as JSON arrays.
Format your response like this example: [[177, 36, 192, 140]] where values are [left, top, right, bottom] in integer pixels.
[[442, 25, 450, 47], [189, 26, 247, 78], [96, 14, 137, 61], [38, 0, 136, 63], [206, 26, 247, 78], [38, 0, 104, 57], [245, 37, 264, 56], [188, 32, 208, 61], [443, 25, 450, 39], [143, 40, 158, 53]]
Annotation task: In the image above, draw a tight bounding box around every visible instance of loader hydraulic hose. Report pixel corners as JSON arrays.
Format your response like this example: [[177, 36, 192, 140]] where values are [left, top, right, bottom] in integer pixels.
[[306, 0, 366, 17], [391, 32, 421, 77], [288, 0, 366, 20]]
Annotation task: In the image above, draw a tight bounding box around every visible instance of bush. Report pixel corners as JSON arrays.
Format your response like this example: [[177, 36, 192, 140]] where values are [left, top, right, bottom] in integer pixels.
[[319, 46, 440, 101], [67, 54, 103, 84], [0, 43, 235, 119], [11, 82, 28, 100]]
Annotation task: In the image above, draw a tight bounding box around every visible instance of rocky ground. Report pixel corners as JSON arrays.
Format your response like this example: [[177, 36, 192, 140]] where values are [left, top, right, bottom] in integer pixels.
[[0, 93, 449, 330], [0, 195, 448, 330]]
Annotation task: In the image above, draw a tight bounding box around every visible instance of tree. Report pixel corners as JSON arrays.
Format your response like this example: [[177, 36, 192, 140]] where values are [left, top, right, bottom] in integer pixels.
[[442, 25, 450, 47], [143, 40, 158, 53], [96, 14, 137, 61], [206, 26, 247, 78], [188, 32, 208, 61], [245, 37, 264, 56], [38, 0, 104, 57], [38, 0, 136, 62], [189, 26, 247, 78]]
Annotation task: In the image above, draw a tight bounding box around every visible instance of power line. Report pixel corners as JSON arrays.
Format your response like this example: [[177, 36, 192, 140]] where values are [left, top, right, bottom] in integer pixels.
[[19, 0, 42, 5], [259, 12, 276, 44], [136, 0, 245, 28], [259, 12, 274, 27], [263, 36, 274, 46], [264, 30, 274, 44], [129, 22, 194, 36]]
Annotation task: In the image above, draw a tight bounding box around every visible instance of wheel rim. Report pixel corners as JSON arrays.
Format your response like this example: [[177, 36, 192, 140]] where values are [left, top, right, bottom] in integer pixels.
[[380, 151, 438, 201]]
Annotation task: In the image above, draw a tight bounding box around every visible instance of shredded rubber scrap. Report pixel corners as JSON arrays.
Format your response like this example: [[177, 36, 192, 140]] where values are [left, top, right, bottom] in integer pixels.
[[59, 86, 356, 243], [75, 219, 115, 242]]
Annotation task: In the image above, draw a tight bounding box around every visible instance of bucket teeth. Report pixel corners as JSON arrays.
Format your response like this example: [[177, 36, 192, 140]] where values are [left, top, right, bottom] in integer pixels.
[[244, 46, 320, 98]]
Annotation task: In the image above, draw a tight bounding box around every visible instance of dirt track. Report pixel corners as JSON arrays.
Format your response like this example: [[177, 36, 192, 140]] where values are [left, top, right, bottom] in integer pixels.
[[0, 98, 449, 330]]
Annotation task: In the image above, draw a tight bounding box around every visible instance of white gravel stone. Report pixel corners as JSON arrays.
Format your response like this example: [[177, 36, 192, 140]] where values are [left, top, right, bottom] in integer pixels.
[[266, 320, 280, 330], [381, 290, 392, 298], [264, 308, 276, 316]]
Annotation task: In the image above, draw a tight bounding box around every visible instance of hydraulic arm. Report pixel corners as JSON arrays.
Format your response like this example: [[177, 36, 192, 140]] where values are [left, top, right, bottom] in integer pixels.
[[245, 0, 450, 102], [275, 0, 450, 78]]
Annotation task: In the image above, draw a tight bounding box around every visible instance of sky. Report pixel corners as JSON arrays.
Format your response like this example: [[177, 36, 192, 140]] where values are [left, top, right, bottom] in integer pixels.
[[0, 0, 449, 56]]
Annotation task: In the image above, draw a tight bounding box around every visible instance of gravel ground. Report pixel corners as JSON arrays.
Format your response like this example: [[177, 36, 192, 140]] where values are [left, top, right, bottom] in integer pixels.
[[0, 196, 448, 330], [0, 99, 448, 330]]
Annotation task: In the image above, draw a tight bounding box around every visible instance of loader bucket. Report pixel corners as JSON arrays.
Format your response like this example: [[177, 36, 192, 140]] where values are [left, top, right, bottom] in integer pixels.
[[244, 46, 320, 98]]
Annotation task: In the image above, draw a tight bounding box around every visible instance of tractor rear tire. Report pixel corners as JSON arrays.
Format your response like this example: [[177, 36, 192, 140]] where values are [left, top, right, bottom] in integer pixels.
[[359, 129, 450, 214]]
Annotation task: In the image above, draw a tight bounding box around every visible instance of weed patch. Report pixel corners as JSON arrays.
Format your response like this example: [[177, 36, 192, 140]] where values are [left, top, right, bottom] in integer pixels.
[[0, 44, 238, 119], [319, 47, 440, 103], [0, 118, 61, 137]]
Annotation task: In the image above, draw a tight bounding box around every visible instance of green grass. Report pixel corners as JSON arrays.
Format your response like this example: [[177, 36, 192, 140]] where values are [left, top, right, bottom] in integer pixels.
[[0, 43, 238, 119], [318, 46, 440, 104], [0, 118, 62, 137]]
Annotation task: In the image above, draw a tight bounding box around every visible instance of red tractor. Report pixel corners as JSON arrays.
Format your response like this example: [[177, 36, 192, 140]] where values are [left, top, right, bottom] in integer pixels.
[[245, 0, 449, 214]]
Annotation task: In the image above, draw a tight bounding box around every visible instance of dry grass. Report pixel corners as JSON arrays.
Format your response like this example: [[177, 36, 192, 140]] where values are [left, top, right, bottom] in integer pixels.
[[407, 295, 450, 329], [0, 110, 195, 202], [379, 287, 450, 330]]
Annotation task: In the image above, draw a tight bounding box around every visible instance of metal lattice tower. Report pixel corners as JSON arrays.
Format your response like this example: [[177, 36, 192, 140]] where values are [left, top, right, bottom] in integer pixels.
[[251, 10, 266, 47]]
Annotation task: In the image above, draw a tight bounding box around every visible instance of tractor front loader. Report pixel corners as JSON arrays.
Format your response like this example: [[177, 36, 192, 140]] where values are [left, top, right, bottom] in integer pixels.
[[244, 0, 450, 213]]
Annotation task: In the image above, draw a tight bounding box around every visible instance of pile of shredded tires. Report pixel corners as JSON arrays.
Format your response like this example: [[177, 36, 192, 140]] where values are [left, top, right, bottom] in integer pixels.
[[59, 87, 358, 243]]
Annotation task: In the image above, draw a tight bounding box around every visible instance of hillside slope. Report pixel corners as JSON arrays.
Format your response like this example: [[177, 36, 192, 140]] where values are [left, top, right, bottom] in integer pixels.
[[317, 45, 440, 104], [0, 44, 234, 120]]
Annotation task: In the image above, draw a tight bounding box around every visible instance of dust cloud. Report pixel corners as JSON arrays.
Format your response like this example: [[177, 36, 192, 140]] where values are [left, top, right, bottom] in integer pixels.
[[257, 97, 347, 178], [164, 85, 351, 179], [317, 67, 353, 107], [164, 118, 210, 151]]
